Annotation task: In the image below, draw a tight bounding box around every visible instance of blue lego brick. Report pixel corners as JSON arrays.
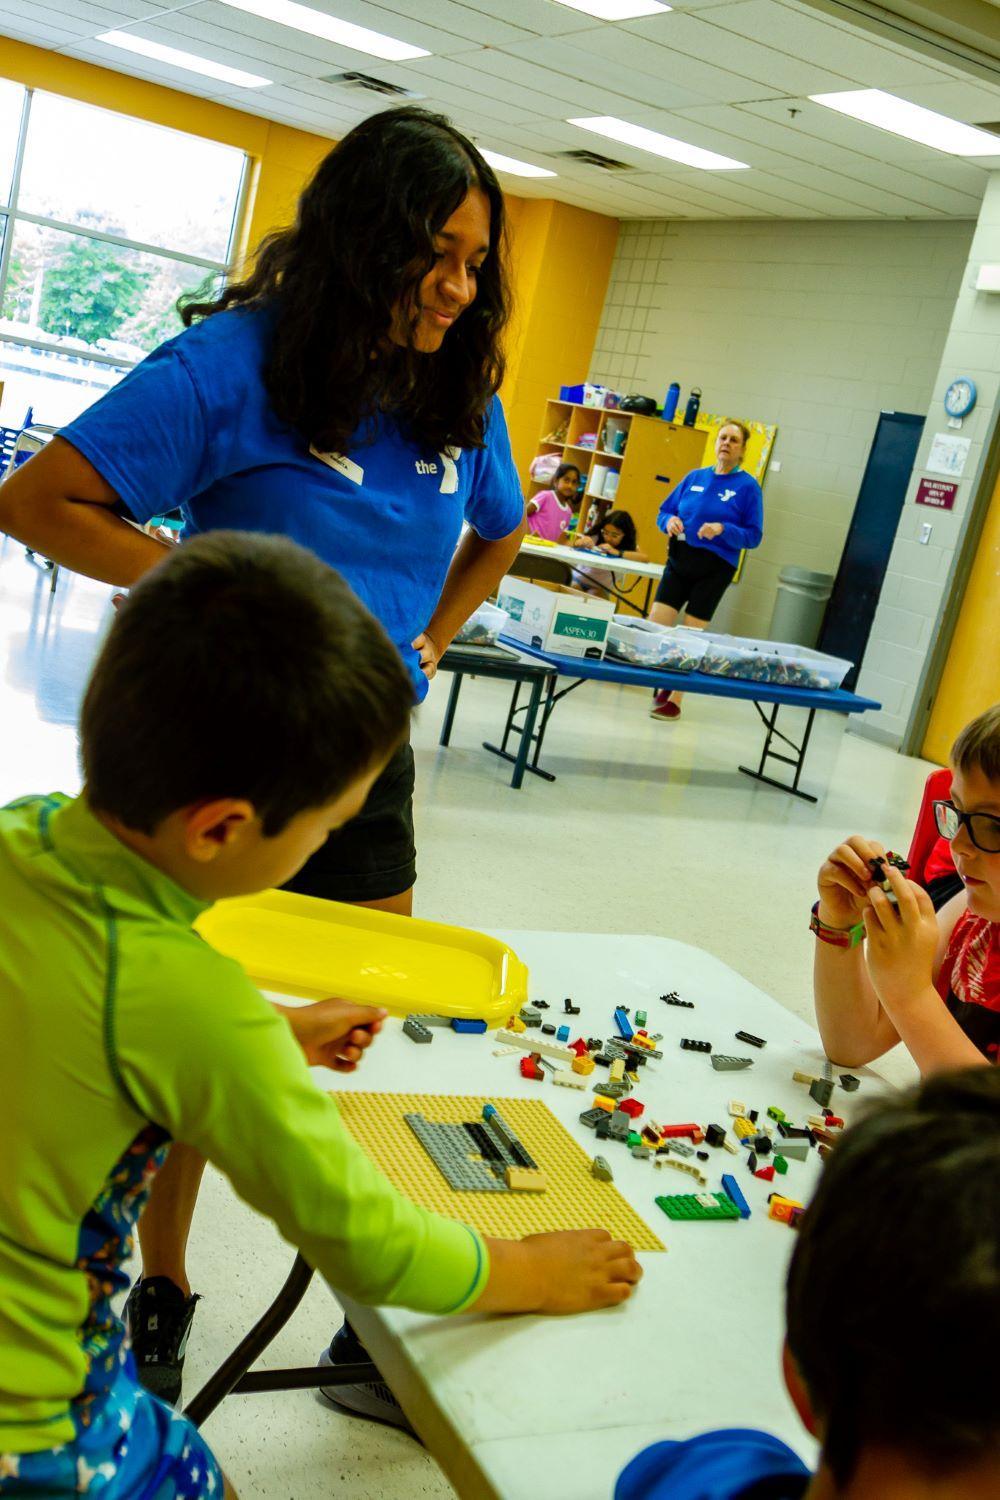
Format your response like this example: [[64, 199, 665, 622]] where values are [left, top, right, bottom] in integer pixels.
[[614, 1007, 634, 1041], [451, 1018, 488, 1034], [555, 1024, 570, 1042], [721, 1173, 752, 1219]]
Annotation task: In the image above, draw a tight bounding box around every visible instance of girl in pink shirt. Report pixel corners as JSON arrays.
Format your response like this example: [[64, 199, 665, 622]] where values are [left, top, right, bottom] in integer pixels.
[[527, 463, 580, 541]]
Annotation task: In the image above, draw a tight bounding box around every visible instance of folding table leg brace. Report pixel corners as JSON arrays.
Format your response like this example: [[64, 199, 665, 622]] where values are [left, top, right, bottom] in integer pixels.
[[738, 702, 820, 803], [483, 674, 587, 784]]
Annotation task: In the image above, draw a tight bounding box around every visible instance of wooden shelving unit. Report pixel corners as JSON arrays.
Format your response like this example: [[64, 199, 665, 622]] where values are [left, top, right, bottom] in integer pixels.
[[532, 399, 705, 565]]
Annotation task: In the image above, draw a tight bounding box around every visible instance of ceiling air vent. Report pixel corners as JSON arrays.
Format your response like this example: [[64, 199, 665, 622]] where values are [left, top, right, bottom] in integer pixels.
[[555, 148, 635, 171], [320, 70, 424, 99]]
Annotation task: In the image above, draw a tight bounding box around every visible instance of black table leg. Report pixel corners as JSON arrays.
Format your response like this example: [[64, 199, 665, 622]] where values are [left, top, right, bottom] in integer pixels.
[[510, 673, 544, 789], [439, 671, 463, 747], [738, 703, 819, 803]]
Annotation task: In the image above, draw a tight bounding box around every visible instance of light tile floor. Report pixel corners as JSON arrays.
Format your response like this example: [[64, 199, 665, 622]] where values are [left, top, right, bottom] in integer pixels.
[[0, 542, 927, 1496]]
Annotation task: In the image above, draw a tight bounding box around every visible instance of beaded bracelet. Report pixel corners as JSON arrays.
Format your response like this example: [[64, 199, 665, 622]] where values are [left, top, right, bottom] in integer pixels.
[[810, 901, 864, 949]]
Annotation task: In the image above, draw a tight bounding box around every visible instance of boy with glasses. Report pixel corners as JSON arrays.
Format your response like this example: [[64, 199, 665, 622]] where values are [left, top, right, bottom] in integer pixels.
[[812, 704, 1000, 1073]]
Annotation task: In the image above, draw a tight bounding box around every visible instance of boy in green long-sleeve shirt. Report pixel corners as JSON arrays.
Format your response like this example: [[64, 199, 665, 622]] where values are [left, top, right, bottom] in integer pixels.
[[0, 533, 641, 1498]]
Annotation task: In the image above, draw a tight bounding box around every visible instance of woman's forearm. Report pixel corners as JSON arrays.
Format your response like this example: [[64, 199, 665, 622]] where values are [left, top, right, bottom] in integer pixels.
[[426, 519, 525, 649]]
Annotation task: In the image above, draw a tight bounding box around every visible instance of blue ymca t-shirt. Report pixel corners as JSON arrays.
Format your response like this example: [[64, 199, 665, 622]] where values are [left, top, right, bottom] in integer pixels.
[[617, 1429, 811, 1500], [61, 307, 525, 699], [657, 466, 763, 569]]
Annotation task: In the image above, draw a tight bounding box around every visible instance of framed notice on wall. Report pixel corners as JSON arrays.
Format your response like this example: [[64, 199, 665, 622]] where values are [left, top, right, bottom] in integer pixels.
[[926, 433, 971, 479]]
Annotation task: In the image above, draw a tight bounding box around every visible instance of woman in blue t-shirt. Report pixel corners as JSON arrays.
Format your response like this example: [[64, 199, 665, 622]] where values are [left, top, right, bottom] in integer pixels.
[[649, 419, 763, 720], [0, 106, 526, 1416]]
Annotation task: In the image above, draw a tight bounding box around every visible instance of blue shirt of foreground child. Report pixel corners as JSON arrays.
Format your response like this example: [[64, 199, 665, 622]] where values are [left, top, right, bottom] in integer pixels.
[[616, 1428, 809, 1499]]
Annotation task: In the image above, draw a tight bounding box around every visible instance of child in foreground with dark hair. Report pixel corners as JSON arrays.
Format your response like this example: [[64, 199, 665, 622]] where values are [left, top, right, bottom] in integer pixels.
[[616, 1065, 1000, 1499], [0, 533, 641, 1498], [813, 703, 1000, 1073]]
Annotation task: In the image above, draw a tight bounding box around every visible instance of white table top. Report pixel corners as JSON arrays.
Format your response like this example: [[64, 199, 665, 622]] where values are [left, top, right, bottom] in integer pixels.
[[519, 537, 665, 581], [303, 932, 891, 1500]]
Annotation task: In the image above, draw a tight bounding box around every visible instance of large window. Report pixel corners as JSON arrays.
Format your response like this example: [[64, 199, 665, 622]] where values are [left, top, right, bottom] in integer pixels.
[[0, 83, 246, 427]]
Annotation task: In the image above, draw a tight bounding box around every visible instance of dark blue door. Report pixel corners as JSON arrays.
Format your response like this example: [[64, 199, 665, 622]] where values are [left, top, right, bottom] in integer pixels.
[[817, 410, 924, 692]]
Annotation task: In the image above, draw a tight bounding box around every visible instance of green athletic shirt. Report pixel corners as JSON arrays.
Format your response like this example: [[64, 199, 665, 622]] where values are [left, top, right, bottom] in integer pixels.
[[0, 794, 488, 1454]]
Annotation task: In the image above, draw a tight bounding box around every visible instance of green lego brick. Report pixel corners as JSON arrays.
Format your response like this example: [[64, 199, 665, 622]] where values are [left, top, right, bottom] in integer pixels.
[[627, 1131, 642, 1148], [655, 1192, 741, 1222], [635, 1009, 647, 1028], [774, 1154, 788, 1174], [767, 1106, 786, 1123]]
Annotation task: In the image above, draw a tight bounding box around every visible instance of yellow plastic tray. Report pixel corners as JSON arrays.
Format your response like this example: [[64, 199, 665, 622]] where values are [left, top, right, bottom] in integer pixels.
[[195, 888, 527, 1025]]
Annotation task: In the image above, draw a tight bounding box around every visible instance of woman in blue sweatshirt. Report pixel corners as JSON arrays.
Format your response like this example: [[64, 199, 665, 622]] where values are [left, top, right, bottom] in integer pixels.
[[649, 419, 763, 720]]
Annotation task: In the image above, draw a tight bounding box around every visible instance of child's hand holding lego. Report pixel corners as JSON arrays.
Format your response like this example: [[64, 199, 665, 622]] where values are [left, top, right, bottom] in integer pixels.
[[817, 835, 887, 929], [276, 1000, 387, 1072], [863, 864, 939, 1013], [475, 1228, 642, 1315]]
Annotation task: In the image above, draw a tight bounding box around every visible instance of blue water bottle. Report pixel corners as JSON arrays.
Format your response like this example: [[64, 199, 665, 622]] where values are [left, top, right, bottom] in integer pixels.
[[683, 387, 702, 427], [661, 382, 680, 421]]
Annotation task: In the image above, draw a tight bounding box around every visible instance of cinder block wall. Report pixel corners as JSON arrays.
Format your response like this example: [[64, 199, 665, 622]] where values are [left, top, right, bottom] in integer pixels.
[[589, 218, 974, 644]]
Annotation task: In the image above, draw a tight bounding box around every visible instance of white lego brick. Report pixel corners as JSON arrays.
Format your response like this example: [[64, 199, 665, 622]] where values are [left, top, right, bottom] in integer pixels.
[[494, 1028, 574, 1063], [551, 1069, 587, 1090]]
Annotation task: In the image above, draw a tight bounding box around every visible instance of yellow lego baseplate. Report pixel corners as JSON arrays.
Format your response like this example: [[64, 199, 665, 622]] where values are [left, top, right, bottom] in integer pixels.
[[336, 1092, 665, 1251]]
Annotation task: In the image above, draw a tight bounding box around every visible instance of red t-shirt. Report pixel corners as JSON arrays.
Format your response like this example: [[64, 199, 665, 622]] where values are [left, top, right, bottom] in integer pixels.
[[924, 835, 956, 885], [935, 907, 1000, 1062]]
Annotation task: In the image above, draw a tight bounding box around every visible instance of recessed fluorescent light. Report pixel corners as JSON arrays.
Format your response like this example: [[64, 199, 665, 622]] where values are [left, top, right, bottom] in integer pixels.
[[217, 0, 429, 62], [568, 116, 749, 171], [97, 30, 271, 87], [810, 89, 1000, 157], [553, 0, 671, 18], [480, 149, 556, 179]]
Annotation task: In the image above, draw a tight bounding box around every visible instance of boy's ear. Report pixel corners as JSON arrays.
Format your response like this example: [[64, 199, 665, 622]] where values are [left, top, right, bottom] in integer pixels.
[[782, 1340, 820, 1438], [182, 799, 258, 862]]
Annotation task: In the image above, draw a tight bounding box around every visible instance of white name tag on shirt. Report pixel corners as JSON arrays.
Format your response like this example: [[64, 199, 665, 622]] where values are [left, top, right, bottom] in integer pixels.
[[309, 446, 364, 485], [691, 485, 705, 493], [438, 447, 461, 495]]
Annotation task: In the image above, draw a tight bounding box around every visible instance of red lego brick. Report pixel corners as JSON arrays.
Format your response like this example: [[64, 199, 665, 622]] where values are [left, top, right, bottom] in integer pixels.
[[569, 1038, 590, 1057], [660, 1123, 701, 1140], [618, 1098, 645, 1119], [520, 1055, 544, 1081], [824, 1115, 845, 1129], [754, 1165, 776, 1182]]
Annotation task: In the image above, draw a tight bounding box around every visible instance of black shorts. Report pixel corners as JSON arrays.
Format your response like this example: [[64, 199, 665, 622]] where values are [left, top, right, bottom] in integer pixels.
[[655, 538, 736, 622], [282, 740, 416, 903]]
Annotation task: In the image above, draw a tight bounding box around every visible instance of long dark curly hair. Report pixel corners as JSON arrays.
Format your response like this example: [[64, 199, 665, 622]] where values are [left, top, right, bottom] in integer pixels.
[[180, 107, 510, 455]]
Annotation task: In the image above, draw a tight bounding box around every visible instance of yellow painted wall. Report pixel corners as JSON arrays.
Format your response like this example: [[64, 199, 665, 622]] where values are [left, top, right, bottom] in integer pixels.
[[502, 198, 620, 481], [923, 468, 1000, 763], [1, 39, 619, 457]]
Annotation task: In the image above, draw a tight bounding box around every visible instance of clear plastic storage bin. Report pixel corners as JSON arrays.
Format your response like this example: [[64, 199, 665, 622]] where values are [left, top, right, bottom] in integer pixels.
[[606, 618, 710, 672], [698, 633, 851, 691], [453, 602, 509, 647]]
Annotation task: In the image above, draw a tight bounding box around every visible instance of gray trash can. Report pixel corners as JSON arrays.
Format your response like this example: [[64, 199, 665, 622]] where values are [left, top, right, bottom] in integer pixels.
[[768, 566, 834, 649]]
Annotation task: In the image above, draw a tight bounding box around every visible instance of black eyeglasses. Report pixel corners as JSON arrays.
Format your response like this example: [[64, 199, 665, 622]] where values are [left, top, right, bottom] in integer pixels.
[[933, 799, 1000, 854]]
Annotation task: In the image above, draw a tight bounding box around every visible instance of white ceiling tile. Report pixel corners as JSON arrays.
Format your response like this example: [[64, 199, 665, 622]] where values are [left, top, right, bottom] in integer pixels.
[[352, 0, 535, 47], [620, 10, 851, 95]]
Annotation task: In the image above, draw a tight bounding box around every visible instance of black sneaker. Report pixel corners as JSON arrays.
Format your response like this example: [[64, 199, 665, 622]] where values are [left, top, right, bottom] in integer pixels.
[[123, 1276, 200, 1407], [317, 1322, 417, 1437]]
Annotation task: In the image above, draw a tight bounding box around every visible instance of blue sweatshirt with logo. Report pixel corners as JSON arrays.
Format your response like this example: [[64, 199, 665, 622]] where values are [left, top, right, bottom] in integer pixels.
[[657, 466, 764, 569]]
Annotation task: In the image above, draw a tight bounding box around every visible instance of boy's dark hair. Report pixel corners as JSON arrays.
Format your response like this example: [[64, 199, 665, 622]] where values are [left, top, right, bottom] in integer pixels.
[[786, 1068, 1000, 1487], [587, 508, 638, 553], [81, 533, 412, 836], [181, 106, 509, 459], [952, 704, 1000, 784]]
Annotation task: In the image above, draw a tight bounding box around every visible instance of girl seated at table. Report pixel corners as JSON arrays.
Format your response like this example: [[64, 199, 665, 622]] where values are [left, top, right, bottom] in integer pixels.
[[527, 463, 581, 542], [570, 509, 648, 596]]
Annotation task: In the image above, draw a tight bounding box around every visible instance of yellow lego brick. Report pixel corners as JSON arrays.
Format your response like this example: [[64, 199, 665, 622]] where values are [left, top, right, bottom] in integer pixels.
[[572, 1054, 596, 1076], [505, 1167, 548, 1192], [592, 1093, 615, 1113], [733, 1118, 756, 1140], [768, 1194, 804, 1224], [506, 1015, 527, 1034], [609, 1058, 625, 1084], [335, 1092, 664, 1249]]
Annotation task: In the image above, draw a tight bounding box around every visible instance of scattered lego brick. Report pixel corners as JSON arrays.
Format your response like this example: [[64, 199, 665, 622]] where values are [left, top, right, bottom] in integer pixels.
[[656, 1192, 740, 1222], [551, 1068, 586, 1090], [591, 1155, 613, 1182], [594, 1081, 629, 1102], [403, 1016, 433, 1044], [506, 1015, 527, 1034], [705, 1124, 727, 1148], [748, 1109, 759, 1123], [767, 1106, 786, 1123], [754, 1135, 771, 1156], [569, 1038, 590, 1057], [696, 1150, 709, 1161], [641, 1125, 661, 1148], [660, 992, 693, 1008], [578, 1107, 606, 1130], [618, 1098, 644, 1119], [614, 1007, 635, 1041], [495, 1028, 574, 1063], [792, 1070, 818, 1085], [542, 1024, 556, 1036], [721, 1173, 752, 1219], [595, 1119, 611, 1140], [534, 999, 549, 1009], [555, 1024, 570, 1043], [520, 1055, 544, 1081], [660, 1123, 701, 1141], [768, 1193, 804, 1224], [809, 1077, 834, 1108], [723, 1138, 739, 1155], [779, 1139, 811, 1162], [825, 1115, 845, 1129], [564, 998, 580, 1015], [746, 1151, 758, 1174], [839, 1073, 860, 1092], [492, 1046, 518, 1057], [420, 1015, 454, 1027], [735, 1030, 766, 1048], [519, 1007, 541, 1027], [505, 1166, 547, 1192], [631, 1145, 651, 1160], [664, 1139, 694, 1158], [711, 1055, 753, 1071], [592, 1094, 615, 1114], [609, 1058, 625, 1084], [586, 1037, 604, 1052], [635, 1009, 647, 1028], [773, 1154, 788, 1175], [655, 1157, 707, 1186], [572, 1054, 596, 1076], [755, 1165, 776, 1182], [733, 1118, 756, 1141], [608, 1110, 632, 1142], [727, 1099, 749, 1117], [452, 1018, 487, 1034], [680, 1038, 712, 1052]]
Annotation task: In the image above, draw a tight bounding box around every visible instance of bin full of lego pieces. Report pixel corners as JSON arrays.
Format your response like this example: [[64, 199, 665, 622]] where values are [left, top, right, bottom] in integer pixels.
[[697, 633, 852, 691], [452, 601, 510, 647], [605, 618, 709, 672]]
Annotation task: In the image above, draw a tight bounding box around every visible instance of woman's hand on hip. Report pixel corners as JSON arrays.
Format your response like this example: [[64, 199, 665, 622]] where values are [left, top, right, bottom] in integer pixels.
[[412, 630, 441, 680], [697, 522, 724, 540]]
